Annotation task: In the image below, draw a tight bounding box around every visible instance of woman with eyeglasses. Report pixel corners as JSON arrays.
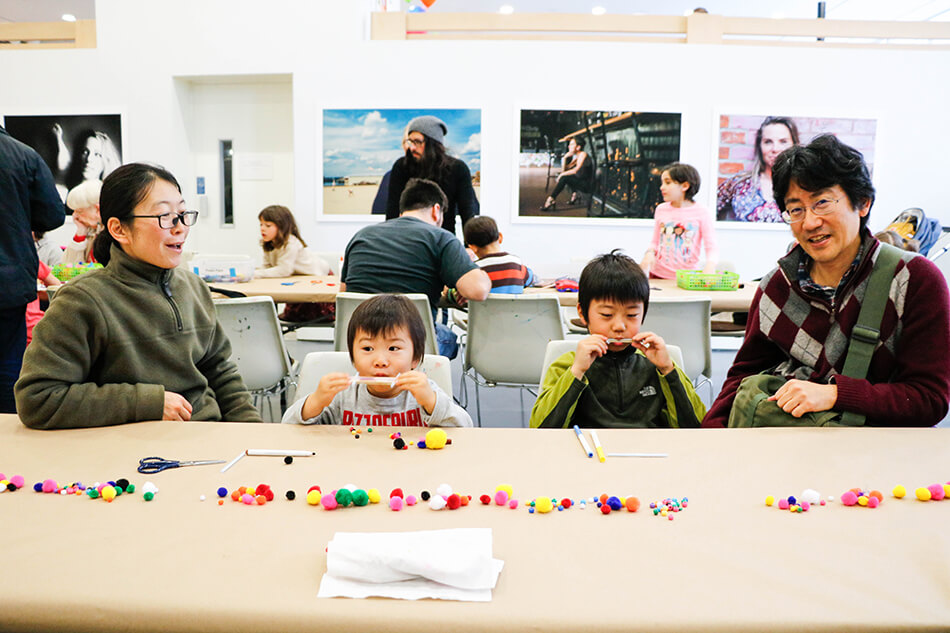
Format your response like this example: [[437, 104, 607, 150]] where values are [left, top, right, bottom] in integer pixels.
[[16, 163, 262, 428]]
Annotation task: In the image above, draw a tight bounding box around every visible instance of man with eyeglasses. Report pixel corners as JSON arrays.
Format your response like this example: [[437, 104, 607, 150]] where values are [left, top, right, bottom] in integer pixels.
[[0, 126, 65, 413], [704, 134, 950, 428], [384, 115, 479, 237]]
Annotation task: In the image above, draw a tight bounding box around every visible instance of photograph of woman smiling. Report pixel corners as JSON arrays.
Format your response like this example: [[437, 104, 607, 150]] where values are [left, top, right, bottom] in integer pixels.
[[16, 163, 261, 429]]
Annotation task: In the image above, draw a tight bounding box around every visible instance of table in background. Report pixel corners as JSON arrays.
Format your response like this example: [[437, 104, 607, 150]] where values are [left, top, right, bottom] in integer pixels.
[[2, 414, 948, 633], [209, 275, 338, 303], [527, 278, 759, 312]]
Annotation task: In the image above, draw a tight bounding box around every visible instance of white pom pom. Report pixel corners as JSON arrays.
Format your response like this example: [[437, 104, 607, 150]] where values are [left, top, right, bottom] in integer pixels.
[[143, 481, 159, 494], [800, 489, 821, 505], [436, 483, 453, 497], [199, 495, 206, 502], [429, 495, 447, 510]]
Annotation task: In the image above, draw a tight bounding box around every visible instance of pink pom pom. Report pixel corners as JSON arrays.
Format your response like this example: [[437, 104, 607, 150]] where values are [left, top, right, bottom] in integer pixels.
[[841, 491, 858, 506], [508, 499, 519, 509], [494, 490, 509, 506], [777, 498, 789, 510], [241, 493, 254, 505], [928, 484, 945, 500], [42, 479, 57, 493], [10, 475, 25, 489], [389, 496, 404, 511], [0, 473, 5, 481], [800, 501, 810, 511], [867, 496, 880, 508], [321, 493, 338, 510], [405, 495, 417, 506]]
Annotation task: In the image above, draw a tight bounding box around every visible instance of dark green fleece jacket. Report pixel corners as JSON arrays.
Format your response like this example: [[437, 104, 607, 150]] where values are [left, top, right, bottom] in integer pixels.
[[530, 346, 705, 429], [15, 245, 261, 428]]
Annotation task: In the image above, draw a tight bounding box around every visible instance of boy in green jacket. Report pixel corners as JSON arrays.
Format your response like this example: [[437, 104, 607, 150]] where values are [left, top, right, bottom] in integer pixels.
[[530, 250, 705, 429]]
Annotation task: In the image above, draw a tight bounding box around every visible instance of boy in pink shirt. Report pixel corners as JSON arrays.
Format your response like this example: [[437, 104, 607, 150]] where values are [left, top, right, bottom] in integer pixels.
[[641, 163, 718, 279]]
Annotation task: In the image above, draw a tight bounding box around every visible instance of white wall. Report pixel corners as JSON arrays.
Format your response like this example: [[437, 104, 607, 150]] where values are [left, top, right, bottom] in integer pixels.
[[4, 0, 950, 280]]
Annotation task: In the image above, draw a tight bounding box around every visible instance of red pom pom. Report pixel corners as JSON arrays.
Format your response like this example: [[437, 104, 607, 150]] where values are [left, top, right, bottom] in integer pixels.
[[308, 485, 322, 494], [479, 494, 491, 505], [390, 488, 404, 499], [446, 494, 461, 509], [560, 498, 572, 509], [264, 489, 275, 501], [600, 504, 611, 514]]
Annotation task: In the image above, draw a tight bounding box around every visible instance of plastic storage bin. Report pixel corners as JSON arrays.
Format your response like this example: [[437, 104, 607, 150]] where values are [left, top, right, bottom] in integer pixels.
[[675, 269, 740, 291], [190, 255, 255, 283]]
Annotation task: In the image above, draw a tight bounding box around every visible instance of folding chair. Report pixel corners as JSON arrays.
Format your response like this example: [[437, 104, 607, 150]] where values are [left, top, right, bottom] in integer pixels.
[[461, 294, 565, 427], [213, 296, 295, 422]]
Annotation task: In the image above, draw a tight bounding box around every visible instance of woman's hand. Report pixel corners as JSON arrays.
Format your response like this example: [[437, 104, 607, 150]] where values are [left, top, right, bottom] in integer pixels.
[[163, 392, 193, 421], [394, 370, 436, 414]]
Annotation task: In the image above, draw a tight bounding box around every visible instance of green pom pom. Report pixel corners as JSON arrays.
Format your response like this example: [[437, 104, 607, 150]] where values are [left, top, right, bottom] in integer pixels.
[[335, 489, 353, 507], [126, 484, 136, 493], [143, 491, 155, 501], [351, 489, 369, 506]]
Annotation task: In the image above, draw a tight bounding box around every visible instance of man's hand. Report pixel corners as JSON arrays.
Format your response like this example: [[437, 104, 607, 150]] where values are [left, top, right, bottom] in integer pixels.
[[768, 380, 837, 418]]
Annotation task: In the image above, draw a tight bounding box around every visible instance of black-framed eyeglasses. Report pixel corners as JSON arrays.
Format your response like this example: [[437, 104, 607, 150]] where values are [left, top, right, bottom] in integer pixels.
[[781, 198, 839, 224], [405, 137, 425, 147], [130, 211, 199, 229]]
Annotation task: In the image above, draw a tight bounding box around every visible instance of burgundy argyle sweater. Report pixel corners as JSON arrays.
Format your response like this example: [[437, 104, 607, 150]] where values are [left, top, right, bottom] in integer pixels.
[[704, 233, 950, 427]]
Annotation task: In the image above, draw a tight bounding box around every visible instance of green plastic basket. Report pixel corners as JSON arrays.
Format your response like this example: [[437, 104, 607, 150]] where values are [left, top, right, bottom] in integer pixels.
[[675, 269, 739, 291], [51, 262, 103, 283]]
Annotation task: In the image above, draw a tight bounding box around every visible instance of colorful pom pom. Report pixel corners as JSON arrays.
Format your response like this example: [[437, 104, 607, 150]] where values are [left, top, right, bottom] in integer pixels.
[[306, 490, 321, 505], [217, 487, 228, 498], [840, 491, 858, 506], [367, 488, 382, 503], [352, 489, 370, 506], [494, 490, 509, 506], [508, 499, 519, 509], [286, 490, 296, 501], [446, 494, 461, 509], [915, 487, 931, 501], [625, 497, 640, 512], [479, 494, 491, 505], [534, 497, 553, 514], [320, 493, 338, 510], [429, 495, 446, 510], [390, 488, 404, 499], [425, 428, 448, 450], [389, 496, 404, 511]]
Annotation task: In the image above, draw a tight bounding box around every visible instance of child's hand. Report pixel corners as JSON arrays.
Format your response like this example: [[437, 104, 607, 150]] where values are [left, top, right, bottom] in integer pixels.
[[301, 372, 351, 420], [631, 331, 675, 376], [571, 334, 608, 380], [393, 370, 437, 414]]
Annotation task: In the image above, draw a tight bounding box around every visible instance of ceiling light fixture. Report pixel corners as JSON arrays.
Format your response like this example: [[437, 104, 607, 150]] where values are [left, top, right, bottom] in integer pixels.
[[499, 5, 514, 14], [592, 7, 606, 16], [61, 13, 77, 22]]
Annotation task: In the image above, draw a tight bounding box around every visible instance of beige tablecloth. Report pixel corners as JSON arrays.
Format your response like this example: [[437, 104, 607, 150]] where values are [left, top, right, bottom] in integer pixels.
[[1, 415, 948, 632]]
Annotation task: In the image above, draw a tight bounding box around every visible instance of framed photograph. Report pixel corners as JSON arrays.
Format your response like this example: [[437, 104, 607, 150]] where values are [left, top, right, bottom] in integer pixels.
[[517, 109, 682, 222], [715, 113, 877, 224], [3, 113, 123, 206], [321, 108, 481, 218]]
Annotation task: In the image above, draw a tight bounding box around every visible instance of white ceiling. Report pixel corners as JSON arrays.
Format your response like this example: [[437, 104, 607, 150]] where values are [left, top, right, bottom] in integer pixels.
[[1, 0, 949, 23]]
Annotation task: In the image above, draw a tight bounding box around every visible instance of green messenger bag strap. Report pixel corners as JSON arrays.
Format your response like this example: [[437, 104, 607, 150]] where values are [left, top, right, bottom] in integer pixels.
[[837, 243, 904, 426]]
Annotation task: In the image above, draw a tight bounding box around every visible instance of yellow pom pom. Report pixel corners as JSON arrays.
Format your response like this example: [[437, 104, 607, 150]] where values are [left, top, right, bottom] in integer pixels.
[[101, 485, 117, 502], [943, 484, 950, 498], [425, 428, 448, 450], [892, 485, 906, 499], [534, 497, 553, 513], [246, 486, 256, 496], [765, 495, 775, 506], [494, 484, 513, 497], [306, 490, 321, 505], [857, 495, 868, 506], [915, 487, 932, 501], [367, 488, 381, 504]]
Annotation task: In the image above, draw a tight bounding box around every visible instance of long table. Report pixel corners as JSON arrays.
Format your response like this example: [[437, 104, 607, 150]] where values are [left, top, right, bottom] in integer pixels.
[[210, 275, 759, 313], [2, 414, 948, 633]]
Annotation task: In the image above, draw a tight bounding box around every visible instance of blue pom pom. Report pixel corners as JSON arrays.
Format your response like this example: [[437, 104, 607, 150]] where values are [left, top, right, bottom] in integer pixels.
[[787, 496, 797, 505], [217, 487, 228, 498], [607, 496, 623, 511], [33, 482, 43, 492], [528, 507, 535, 513], [417, 440, 427, 449]]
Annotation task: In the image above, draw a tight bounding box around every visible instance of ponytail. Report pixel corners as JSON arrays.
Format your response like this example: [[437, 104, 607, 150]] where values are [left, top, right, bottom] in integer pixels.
[[92, 230, 117, 265]]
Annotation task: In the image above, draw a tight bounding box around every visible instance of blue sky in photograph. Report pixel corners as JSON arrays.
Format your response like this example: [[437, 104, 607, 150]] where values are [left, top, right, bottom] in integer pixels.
[[323, 108, 481, 179]]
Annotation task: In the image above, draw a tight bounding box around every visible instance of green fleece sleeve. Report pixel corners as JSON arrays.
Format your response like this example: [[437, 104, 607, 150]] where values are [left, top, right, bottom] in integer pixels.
[[657, 364, 706, 428], [529, 351, 586, 428], [15, 284, 165, 429]]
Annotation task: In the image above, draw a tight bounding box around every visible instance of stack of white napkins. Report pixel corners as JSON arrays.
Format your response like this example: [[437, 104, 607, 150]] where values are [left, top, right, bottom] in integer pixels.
[[318, 527, 504, 602]]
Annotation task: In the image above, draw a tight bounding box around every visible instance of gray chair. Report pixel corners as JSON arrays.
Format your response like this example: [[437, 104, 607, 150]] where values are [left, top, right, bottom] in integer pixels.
[[642, 297, 712, 396], [214, 296, 295, 422], [461, 294, 565, 426], [333, 291, 438, 356]]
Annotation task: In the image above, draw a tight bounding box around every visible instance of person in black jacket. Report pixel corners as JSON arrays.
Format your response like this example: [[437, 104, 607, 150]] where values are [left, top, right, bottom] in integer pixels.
[[0, 126, 65, 412], [384, 115, 479, 236]]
